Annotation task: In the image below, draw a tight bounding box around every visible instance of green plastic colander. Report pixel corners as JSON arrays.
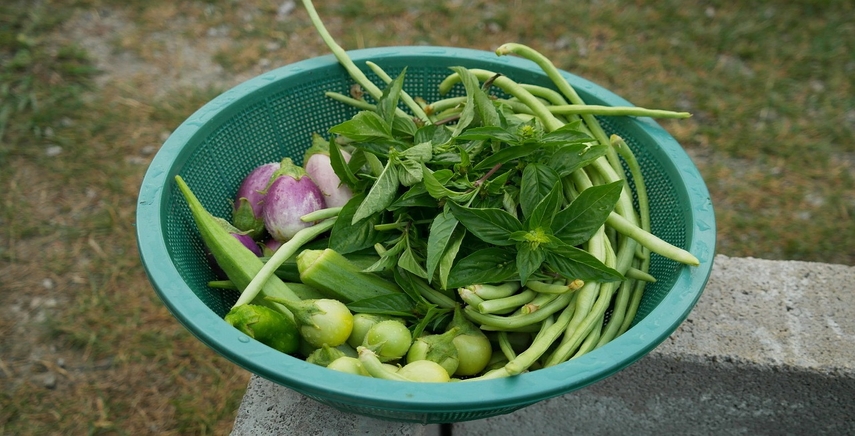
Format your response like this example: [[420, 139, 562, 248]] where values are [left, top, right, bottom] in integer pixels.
[[136, 46, 715, 424]]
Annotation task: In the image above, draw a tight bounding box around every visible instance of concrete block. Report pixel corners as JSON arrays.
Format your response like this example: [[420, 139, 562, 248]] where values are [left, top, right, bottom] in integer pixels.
[[230, 375, 442, 435]]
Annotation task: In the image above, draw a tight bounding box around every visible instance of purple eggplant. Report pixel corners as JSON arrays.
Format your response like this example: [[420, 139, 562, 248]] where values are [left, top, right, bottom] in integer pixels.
[[303, 134, 354, 208], [233, 162, 280, 239], [262, 238, 282, 256], [263, 157, 326, 242], [206, 217, 263, 279], [234, 232, 264, 256]]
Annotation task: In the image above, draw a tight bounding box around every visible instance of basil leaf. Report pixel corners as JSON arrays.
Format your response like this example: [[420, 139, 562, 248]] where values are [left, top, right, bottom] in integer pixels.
[[553, 180, 623, 246], [526, 182, 564, 231], [540, 120, 594, 145], [415, 123, 452, 147], [346, 293, 416, 318], [393, 267, 430, 305], [519, 163, 560, 221], [544, 242, 624, 282], [516, 242, 546, 285], [348, 140, 397, 158], [388, 184, 437, 210], [449, 67, 478, 136], [421, 165, 474, 203], [397, 159, 424, 187], [352, 159, 399, 224], [399, 244, 429, 279], [329, 193, 386, 254], [377, 69, 406, 125], [474, 87, 500, 128], [446, 247, 518, 289], [363, 238, 405, 273], [456, 126, 517, 143], [363, 151, 385, 177], [399, 142, 433, 162], [473, 144, 541, 171], [329, 138, 359, 189], [456, 144, 471, 172], [508, 230, 530, 242], [548, 144, 608, 178], [483, 168, 513, 195], [447, 201, 522, 246], [425, 208, 459, 281], [329, 111, 392, 141], [392, 115, 418, 138], [411, 305, 452, 339], [437, 227, 466, 290]]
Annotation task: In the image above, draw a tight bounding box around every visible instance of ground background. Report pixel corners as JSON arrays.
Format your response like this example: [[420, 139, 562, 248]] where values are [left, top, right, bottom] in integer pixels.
[[1, 0, 853, 434]]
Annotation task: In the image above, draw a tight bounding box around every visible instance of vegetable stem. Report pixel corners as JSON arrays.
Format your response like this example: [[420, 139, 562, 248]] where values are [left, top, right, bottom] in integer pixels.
[[235, 218, 335, 307], [358, 347, 411, 381]]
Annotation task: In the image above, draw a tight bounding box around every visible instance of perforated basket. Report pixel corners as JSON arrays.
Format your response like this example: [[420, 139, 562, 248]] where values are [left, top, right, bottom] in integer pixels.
[[136, 46, 716, 424]]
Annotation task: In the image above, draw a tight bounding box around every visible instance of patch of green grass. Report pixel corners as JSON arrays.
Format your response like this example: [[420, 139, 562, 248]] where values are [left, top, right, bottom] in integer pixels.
[[0, 2, 97, 163]]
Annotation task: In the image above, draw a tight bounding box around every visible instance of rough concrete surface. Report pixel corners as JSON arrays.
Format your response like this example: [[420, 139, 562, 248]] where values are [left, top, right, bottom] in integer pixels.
[[230, 375, 442, 436], [231, 255, 855, 435]]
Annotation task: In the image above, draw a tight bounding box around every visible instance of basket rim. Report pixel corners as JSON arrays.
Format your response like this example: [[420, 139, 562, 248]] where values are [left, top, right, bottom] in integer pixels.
[[136, 46, 716, 417]]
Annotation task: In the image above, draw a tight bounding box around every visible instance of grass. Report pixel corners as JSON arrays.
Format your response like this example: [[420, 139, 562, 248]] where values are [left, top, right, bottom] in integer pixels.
[[0, 0, 853, 434]]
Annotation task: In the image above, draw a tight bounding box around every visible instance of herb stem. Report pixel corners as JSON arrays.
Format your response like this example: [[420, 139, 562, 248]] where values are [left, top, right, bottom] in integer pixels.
[[472, 163, 502, 187]]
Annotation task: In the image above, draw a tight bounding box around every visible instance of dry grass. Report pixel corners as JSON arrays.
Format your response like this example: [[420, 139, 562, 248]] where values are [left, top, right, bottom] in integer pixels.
[[1, 0, 853, 434]]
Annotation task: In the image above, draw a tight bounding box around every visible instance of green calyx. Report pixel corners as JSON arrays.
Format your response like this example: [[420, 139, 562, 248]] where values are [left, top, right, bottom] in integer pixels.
[[303, 132, 332, 163], [273, 157, 308, 181]]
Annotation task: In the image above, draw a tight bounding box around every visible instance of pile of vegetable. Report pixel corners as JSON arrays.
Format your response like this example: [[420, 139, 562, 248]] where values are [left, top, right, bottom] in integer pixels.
[[174, 0, 699, 382]]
